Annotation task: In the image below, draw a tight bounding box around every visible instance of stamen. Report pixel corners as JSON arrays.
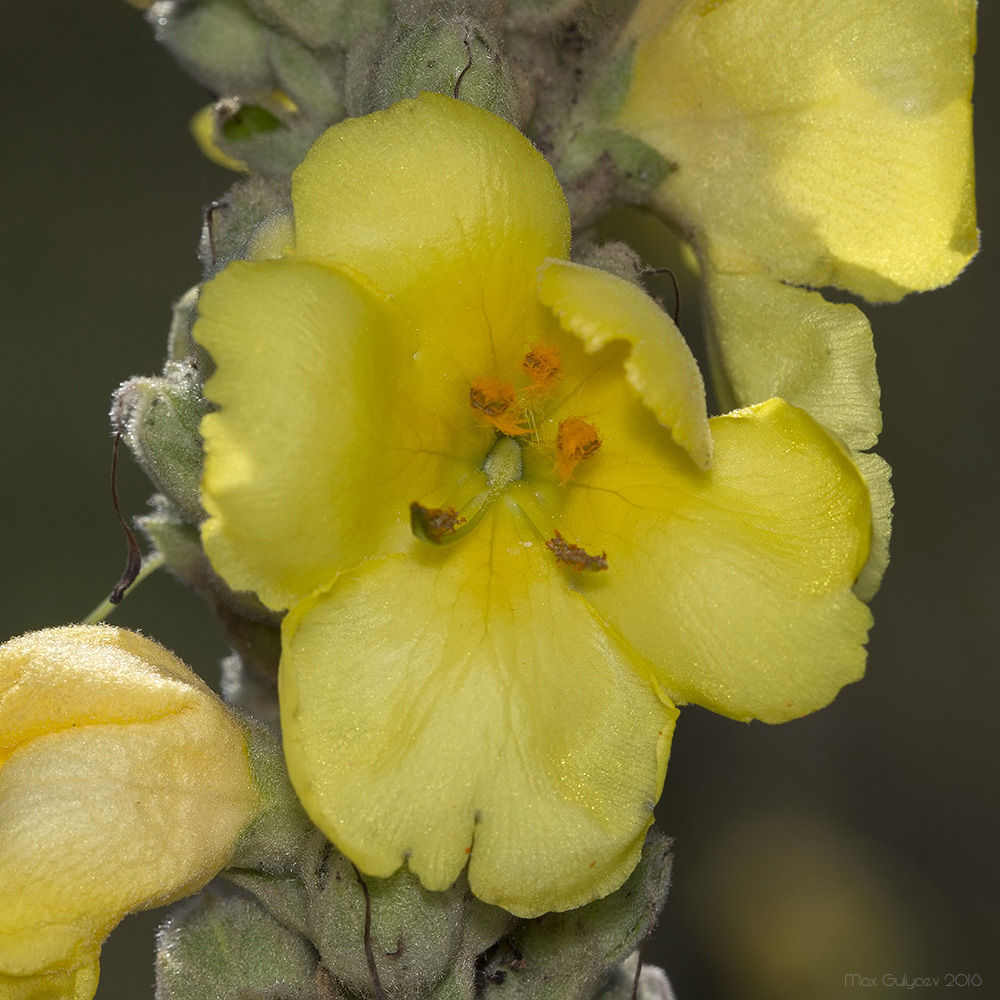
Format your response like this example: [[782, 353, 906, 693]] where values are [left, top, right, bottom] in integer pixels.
[[546, 530, 608, 571], [410, 439, 523, 549], [521, 343, 563, 396], [410, 503, 466, 545], [555, 416, 602, 482], [469, 376, 527, 436]]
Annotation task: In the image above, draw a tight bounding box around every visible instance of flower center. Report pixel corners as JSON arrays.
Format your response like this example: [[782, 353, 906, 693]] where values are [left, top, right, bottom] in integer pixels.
[[409, 435, 522, 546], [409, 345, 608, 571], [483, 434, 523, 489]]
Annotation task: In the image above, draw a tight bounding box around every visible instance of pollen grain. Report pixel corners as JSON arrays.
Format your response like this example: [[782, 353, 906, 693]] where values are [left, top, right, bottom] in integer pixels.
[[470, 376, 527, 436], [521, 342, 563, 396], [555, 416, 602, 482]]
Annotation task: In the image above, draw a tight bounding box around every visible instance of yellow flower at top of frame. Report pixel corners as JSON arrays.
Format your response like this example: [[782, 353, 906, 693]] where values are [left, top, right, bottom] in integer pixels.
[[617, 0, 978, 302], [195, 93, 872, 918]]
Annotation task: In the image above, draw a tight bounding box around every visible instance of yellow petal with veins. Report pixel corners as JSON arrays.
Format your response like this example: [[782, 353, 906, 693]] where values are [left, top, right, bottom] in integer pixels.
[[293, 93, 570, 369], [280, 502, 675, 918], [197, 257, 490, 611], [538, 259, 712, 469], [553, 398, 871, 723]]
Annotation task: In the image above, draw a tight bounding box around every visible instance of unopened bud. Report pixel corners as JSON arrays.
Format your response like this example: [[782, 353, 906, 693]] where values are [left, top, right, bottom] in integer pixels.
[[371, 18, 521, 125], [114, 360, 208, 525], [0, 626, 260, 1000], [149, 0, 274, 94]]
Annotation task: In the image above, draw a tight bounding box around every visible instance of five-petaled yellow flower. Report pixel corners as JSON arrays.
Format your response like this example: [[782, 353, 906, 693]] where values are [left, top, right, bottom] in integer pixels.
[[196, 93, 872, 917]]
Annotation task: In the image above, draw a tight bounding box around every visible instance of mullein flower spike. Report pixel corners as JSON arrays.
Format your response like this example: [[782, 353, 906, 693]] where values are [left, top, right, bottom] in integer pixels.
[[0, 626, 260, 1000], [195, 93, 872, 918]]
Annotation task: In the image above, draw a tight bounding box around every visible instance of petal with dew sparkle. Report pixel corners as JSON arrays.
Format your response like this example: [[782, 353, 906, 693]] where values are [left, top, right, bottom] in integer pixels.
[[538, 259, 712, 470], [292, 93, 571, 370], [619, 0, 978, 300], [555, 398, 872, 723], [279, 502, 675, 918], [197, 258, 488, 611]]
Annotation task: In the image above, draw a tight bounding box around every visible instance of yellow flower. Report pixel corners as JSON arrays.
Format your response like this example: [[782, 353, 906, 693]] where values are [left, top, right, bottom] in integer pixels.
[[614, 0, 975, 600], [195, 93, 872, 917], [0, 626, 259, 1000], [617, 0, 978, 302]]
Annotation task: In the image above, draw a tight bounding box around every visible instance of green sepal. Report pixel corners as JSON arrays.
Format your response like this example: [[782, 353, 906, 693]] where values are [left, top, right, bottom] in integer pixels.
[[307, 846, 516, 999], [506, 0, 590, 30], [478, 830, 672, 999], [205, 97, 326, 179], [223, 828, 670, 1000], [369, 18, 521, 125], [114, 361, 208, 524], [156, 890, 318, 1000], [245, 0, 349, 49], [246, 0, 390, 49], [229, 719, 316, 874], [267, 33, 346, 121], [137, 497, 282, 678], [150, 0, 274, 94], [197, 173, 292, 275], [530, 42, 672, 228]]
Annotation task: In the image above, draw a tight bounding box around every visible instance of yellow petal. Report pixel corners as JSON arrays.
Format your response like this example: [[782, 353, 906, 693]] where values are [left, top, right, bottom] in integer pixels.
[[852, 450, 893, 602], [702, 269, 893, 601], [705, 269, 881, 452], [197, 258, 489, 611], [538, 258, 712, 469], [292, 92, 570, 368], [0, 626, 258, 996], [279, 504, 675, 918], [619, 0, 978, 300], [555, 398, 872, 723], [189, 105, 249, 173], [0, 962, 98, 1000]]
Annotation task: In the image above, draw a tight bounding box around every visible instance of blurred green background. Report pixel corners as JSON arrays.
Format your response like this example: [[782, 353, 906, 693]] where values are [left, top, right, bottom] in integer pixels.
[[2, 2, 996, 997]]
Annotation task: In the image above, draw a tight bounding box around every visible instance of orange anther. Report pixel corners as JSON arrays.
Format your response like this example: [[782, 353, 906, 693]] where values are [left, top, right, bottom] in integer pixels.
[[520, 343, 563, 396], [546, 530, 608, 572], [470, 376, 527, 436], [555, 416, 601, 482]]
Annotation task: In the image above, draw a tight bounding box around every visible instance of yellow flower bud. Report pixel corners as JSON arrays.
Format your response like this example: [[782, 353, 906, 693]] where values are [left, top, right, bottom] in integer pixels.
[[0, 626, 260, 1000]]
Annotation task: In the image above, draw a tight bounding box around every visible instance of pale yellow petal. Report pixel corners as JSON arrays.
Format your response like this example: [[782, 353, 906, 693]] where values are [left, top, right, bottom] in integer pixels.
[[852, 450, 893, 602], [292, 92, 570, 370], [705, 269, 881, 452], [538, 258, 712, 469], [620, 0, 978, 299], [190, 104, 249, 173], [551, 399, 872, 723], [197, 258, 489, 611], [279, 504, 675, 918], [0, 627, 257, 990], [0, 961, 99, 1000]]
